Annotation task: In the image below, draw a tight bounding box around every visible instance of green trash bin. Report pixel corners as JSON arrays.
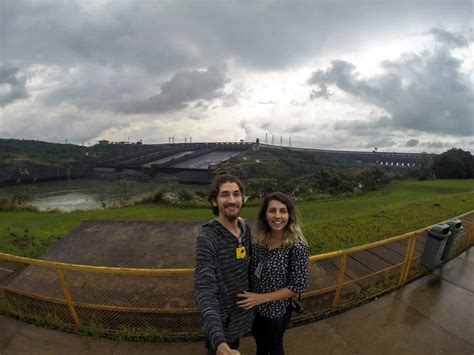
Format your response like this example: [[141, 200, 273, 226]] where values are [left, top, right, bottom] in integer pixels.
[[441, 219, 463, 261], [421, 224, 451, 269]]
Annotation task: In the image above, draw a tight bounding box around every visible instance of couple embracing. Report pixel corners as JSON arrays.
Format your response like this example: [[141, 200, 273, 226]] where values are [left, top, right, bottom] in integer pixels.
[[194, 174, 309, 355]]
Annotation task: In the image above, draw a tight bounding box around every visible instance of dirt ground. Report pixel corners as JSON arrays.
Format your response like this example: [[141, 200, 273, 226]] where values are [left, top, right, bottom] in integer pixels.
[[42, 220, 207, 268], [5, 220, 337, 310], [5, 220, 209, 309]]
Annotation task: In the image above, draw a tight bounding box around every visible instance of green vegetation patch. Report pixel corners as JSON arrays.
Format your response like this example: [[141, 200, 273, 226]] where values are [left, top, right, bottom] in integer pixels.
[[0, 179, 473, 258], [304, 192, 474, 254]]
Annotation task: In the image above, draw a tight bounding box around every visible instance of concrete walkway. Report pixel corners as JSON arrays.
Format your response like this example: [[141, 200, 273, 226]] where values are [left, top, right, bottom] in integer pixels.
[[1, 249, 473, 355]]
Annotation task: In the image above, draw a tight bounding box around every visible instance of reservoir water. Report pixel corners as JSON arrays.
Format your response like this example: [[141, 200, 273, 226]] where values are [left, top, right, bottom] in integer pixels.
[[0, 178, 202, 212]]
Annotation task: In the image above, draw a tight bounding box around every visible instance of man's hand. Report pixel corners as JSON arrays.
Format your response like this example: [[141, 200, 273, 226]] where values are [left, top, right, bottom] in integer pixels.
[[216, 342, 240, 355], [236, 290, 266, 310]]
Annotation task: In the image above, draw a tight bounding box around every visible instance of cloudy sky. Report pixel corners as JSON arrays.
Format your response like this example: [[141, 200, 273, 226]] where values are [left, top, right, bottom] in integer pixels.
[[0, 0, 472, 152]]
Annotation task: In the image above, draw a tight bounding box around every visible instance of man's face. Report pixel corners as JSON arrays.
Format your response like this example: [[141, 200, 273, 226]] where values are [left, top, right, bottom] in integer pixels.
[[213, 182, 243, 221]]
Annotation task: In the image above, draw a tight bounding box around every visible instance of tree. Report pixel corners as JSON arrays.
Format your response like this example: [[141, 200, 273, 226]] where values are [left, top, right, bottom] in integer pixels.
[[354, 166, 390, 191], [416, 154, 435, 180], [246, 178, 279, 199], [177, 189, 194, 202], [433, 148, 474, 179]]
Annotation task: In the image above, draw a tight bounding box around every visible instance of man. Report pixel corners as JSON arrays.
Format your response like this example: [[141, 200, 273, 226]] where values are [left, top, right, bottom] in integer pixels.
[[194, 174, 253, 355]]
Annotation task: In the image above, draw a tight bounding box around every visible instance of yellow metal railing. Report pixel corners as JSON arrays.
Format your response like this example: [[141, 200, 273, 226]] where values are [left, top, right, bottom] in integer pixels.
[[0, 211, 472, 340]]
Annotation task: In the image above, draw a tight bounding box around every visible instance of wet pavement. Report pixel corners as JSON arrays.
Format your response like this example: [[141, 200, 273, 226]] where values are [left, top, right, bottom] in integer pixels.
[[1, 248, 473, 355]]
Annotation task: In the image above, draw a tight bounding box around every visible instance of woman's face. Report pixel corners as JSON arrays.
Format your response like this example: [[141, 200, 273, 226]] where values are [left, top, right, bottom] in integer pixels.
[[266, 199, 289, 233]]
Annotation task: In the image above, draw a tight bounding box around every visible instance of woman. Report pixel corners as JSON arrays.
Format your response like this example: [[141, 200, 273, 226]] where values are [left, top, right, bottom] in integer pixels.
[[237, 192, 309, 355]]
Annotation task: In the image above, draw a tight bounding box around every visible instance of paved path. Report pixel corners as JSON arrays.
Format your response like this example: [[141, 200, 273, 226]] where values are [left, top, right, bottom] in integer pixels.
[[1, 248, 473, 355]]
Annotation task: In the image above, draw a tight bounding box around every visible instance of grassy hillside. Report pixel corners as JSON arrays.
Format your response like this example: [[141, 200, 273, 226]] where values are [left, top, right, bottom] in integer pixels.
[[0, 139, 89, 166], [0, 138, 163, 168], [1, 179, 473, 258], [218, 147, 360, 179]]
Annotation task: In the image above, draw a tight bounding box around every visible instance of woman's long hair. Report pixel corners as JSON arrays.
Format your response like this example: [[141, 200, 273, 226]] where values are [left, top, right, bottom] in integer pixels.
[[254, 192, 307, 247]]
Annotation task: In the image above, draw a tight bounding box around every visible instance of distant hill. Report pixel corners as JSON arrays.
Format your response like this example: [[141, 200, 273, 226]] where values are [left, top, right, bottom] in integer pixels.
[[0, 139, 89, 167], [0, 139, 162, 186], [217, 146, 361, 180], [0, 139, 163, 166], [0, 139, 394, 195], [213, 146, 384, 198]]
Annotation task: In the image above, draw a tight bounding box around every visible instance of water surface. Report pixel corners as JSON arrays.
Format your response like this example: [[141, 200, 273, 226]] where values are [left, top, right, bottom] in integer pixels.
[[0, 178, 203, 212]]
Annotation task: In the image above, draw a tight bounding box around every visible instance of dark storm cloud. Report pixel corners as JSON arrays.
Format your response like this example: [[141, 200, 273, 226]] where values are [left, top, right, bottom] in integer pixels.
[[0, 67, 29, 106], [363, 137, 396, 148], [1, 1, 195, 74], [308, 60, 381, 98], [1, 108, 124, 144], [194, 101, 209, 109], [259, 122, 272, 131], [405, 139, 419, 147], [308, 28, 473, 137], [309, 84, 331, 100], [248, 120, 314, 136], [2, 0, 472, 147], [3, 1, 471, 112], [4, 1, 470, 73], [287, 123, 314, 134], [118, 64, 229, 114], [40, 64, 142, 109], [423, 141, 452, 149], [221, 91, 241, 107], [428, 27, 469, 48], [333, 117, 391, 136]]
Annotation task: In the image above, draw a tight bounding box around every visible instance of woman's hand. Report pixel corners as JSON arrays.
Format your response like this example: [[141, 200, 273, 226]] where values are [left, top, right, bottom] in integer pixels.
[[236, 291, 267, 310], [237, 288, 297, 310]]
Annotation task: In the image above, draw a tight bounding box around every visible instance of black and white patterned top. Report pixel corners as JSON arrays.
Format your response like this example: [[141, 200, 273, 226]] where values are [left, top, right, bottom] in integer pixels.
[[250, 239, 309, 318]]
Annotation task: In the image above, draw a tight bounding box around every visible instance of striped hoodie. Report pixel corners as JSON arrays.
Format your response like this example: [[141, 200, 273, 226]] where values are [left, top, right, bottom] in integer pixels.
[[194, 219, 254, 349]]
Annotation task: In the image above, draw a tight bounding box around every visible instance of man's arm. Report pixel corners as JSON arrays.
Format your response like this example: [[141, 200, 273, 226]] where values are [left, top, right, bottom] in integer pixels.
[[194, 228, 227, 350], [217, 343, 240, 355]]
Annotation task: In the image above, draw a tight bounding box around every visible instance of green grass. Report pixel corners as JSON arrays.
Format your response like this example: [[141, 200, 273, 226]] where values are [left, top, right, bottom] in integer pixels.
[[296, 179, 474, 221], [298, 179, 474, 253], [1, 179, 473, 258], [304, 192, 474, 254]]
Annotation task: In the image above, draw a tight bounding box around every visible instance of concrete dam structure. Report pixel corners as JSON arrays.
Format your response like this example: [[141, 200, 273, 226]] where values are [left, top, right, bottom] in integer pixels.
[[90, 141, 429, 184], [264, 144, 427, 167], [90, 142, 252, 184]]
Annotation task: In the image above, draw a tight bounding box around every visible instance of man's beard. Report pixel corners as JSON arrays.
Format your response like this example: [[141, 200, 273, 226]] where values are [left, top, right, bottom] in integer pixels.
[[222, 203, 240, 221], [225, 215, 238, 222]]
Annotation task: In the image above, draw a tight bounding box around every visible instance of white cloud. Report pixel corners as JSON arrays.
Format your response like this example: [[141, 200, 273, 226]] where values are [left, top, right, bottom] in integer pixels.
[[308, 28, 473, 137], [0, 1, 472, 153]]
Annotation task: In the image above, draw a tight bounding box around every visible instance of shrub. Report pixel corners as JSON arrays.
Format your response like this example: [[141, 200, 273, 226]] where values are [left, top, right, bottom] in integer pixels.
[[0, 198, 39, 212], [177, 190, 194, 202], [11, 186, 38, 205]]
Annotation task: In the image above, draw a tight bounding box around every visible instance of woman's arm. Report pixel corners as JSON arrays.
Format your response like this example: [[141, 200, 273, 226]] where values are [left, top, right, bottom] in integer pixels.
[[236, 288, 297, 310]]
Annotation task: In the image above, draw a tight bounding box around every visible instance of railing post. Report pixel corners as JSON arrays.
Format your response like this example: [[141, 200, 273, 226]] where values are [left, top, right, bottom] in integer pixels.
[[398, 233, 417, 286], [469, 221, 474, 247], [332, 254, 347, 310], [56, 268, 81, 327]]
